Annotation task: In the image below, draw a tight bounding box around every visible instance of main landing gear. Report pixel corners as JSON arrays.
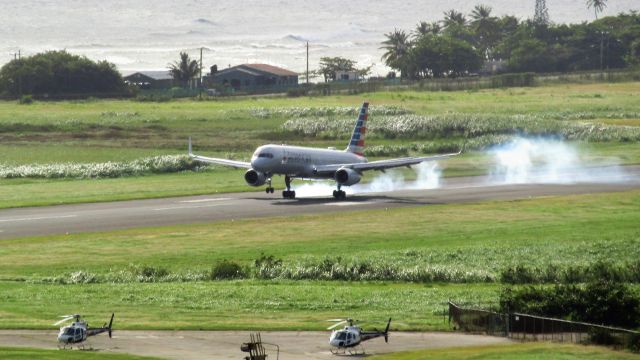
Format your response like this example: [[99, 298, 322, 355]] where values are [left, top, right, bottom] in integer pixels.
[[333, 185, 346, 200], [282, 175, 296, 199]]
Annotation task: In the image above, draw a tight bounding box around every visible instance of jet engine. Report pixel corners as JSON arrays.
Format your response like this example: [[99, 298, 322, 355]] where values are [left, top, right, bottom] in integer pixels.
[[244, 169, 267, 187], [335, 168, 362, 186]]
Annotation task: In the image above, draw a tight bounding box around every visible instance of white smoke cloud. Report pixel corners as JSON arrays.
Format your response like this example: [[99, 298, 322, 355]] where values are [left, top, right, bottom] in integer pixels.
[[489, 137, 629, 184], [292, 161, 442, 198]]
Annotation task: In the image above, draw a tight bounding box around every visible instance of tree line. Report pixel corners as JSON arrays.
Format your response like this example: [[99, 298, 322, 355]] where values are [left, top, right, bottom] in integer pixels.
[[381, 5, 640, 79], [0, 51, 126, 97]]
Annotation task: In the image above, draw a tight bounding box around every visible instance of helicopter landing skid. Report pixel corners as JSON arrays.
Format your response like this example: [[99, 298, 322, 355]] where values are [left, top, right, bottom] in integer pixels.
[[57, 342, 94, 351], [330, 344, 365, 356]]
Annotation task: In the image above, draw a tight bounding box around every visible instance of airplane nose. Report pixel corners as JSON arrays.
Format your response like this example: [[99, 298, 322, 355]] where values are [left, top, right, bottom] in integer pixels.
[[251, 158, 268, 172]]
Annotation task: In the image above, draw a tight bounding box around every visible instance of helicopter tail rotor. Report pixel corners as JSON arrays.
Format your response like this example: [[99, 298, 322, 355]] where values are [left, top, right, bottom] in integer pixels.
[[107, 313, 114, 338], [384, 318, 391, 343]]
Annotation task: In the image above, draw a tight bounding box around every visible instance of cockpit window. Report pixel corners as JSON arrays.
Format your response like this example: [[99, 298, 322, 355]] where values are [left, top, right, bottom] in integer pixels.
[[64, 328, 74, 335], [337, 332, 347, 340], [258, 153, 273, 158]]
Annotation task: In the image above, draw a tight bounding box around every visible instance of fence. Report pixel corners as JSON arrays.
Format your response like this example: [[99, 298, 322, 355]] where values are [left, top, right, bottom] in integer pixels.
[[448, 301, 640, 351]]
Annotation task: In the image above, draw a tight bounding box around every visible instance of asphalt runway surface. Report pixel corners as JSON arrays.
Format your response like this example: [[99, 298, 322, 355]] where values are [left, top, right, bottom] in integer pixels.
[[1, 165, 639, 240], [0, 330, 514, 359]]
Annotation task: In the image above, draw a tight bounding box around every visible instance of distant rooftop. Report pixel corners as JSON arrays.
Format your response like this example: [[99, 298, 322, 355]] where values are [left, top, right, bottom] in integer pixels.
[[217, 64, 298, 77], [123, 71, 173, 81], [244, 64, 298, 76]]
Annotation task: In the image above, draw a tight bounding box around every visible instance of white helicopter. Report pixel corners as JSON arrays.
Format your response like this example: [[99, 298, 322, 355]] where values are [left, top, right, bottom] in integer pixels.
[[327, 318, 391, 355], [55, 313, 114, 349]]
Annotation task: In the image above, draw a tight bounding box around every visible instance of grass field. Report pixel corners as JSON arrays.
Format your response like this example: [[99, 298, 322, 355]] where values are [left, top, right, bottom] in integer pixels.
[[0, 190, 638, 330], [2, 83, 640, 358], [371, 343, 640, 360], [1, 82, 639, 208]]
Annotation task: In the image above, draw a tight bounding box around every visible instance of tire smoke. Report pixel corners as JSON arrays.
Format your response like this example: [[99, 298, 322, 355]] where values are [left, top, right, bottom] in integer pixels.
[[489, 137, 629, 184], [292, 161, 442, 198]]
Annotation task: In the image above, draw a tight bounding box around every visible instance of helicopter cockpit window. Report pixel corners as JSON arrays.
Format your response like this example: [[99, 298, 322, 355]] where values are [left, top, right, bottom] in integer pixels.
[[63, 328, 74, 335], [336, 332, 347, 340]]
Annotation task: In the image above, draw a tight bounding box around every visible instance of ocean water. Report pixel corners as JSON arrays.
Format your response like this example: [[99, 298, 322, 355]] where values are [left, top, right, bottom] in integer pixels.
[[1, 0, 637, 77]]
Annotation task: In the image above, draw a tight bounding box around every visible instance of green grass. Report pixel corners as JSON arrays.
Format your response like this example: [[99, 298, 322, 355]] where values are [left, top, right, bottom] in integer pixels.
[[0, 169, 247, 209], [1, 190, 638, 279], [0, 347, 164, 360], [0, 190, 639, 330], [0, 281, 492, 331], [370, 343, 640, 360], [1, 82, 639, 208]]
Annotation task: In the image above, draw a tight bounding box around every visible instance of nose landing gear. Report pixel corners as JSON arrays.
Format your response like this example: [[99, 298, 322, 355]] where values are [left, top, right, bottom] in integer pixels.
[[282, 175, 296, 199], [265, 175, 274, 193]]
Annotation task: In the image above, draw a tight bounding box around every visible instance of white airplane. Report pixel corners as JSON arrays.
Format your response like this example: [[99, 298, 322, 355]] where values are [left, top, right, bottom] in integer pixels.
[[189, 102, 462, 199]]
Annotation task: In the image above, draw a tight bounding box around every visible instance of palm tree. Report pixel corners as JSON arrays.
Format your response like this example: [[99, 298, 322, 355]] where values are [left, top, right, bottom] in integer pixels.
[[168, 52, 200, 87], [442, 9, 467, 29], [470, 4, 492, 24], [380, 29, 412, 78], [470, 5, 498, 59], [586, 0, 607, 19], [414, 21, 441, 40]]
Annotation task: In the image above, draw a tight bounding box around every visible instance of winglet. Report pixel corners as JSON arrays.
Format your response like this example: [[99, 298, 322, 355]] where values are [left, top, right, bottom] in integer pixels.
[[188, 137, 193, 156]]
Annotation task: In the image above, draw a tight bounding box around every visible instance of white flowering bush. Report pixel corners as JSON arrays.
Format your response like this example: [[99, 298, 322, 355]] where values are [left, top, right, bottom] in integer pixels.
[[0, 155, 206, 179], [281, 113, 640, 142], [249, 105, 411, 119]]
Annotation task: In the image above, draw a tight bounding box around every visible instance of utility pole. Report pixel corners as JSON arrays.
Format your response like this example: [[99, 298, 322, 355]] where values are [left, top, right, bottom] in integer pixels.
[[11, 50, 22, 97], [199, 47, 203, 99], [306, 42, 309, 86]]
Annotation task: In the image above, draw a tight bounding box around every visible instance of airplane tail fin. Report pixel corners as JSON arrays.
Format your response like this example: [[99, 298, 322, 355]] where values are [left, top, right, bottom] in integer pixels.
[[384, 318, 391, 343], [346, 102, 369, 156], [107, 313, 114, 338]]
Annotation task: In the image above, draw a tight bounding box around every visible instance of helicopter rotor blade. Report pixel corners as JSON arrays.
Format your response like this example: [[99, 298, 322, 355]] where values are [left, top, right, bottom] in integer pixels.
[[54, 316, 74, 326], [326, 319, 346, 322], [327, 320, 347, 330]]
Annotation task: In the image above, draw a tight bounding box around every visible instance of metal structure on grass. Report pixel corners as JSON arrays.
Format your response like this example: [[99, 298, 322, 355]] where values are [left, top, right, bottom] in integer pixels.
[[241, 332, 279, 360]]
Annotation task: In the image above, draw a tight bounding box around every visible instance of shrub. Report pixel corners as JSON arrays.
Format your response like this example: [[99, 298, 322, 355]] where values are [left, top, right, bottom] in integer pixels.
[[626, 333, 640, 353], [0, 155, 205, 179], [286, 88, 308, 97], [211, 260, 246, 280], [18, 95, 33, 104], [0, 50, 125, 96], [589, 327, 620, 346], [499, 281, 640, 329], [139, 266, 169, 279]]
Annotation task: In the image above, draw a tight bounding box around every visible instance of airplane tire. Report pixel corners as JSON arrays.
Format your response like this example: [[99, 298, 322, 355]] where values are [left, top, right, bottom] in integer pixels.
[[290, 191, 296, 199]]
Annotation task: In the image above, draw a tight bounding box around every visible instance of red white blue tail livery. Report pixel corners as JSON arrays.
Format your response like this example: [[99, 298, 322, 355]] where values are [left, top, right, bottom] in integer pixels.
[[346, 102, 368, 156]]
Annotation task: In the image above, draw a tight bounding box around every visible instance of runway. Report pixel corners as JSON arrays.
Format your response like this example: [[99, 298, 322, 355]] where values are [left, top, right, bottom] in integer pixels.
[[0, 330, 513, 359], [1, 165, 639, 240]]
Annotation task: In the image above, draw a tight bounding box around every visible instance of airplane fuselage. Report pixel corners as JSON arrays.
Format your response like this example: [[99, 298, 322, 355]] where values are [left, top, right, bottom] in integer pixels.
[[251, 144, 367, 178]]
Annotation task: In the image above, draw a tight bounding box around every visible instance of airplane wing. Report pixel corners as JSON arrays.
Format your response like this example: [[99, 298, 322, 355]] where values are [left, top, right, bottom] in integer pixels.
[[188, 138, 252, 169], [313, 151, 461, 175]]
